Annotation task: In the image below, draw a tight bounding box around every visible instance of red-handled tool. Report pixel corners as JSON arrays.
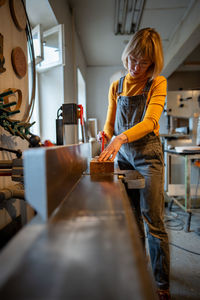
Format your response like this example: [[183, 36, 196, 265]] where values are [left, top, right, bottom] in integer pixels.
[[78, 105, 84, 126], [77, 105, 86, 142], [101, 131, 105, 152]]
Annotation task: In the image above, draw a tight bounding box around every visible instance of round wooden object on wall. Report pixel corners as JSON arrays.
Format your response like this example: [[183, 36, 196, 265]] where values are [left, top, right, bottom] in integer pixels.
[[9, 0, 27, 31], [11, 47, 27, 78], [0, 0, 6, 7]]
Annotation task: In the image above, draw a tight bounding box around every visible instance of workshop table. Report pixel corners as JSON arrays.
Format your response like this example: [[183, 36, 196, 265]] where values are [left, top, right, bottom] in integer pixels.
[[0, 144, 156, 300], [165, 149, 200, 231]]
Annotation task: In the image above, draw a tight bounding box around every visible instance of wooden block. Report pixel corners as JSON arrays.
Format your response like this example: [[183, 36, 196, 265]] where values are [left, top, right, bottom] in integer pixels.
[[90, 156, 114, 174]]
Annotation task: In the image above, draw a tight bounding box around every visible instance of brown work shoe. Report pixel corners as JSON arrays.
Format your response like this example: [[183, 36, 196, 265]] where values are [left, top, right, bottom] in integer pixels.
[[157, 289, 171, 300]]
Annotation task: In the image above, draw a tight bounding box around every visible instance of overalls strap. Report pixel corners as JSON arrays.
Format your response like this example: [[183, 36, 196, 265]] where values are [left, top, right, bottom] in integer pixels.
[[141, 79, 153, 120], [143, 78, 153, 93], [117, 76, 125, 94]]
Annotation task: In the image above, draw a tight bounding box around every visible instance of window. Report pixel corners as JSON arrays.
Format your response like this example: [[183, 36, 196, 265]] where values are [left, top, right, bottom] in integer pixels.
[[37, 24, 65, 72], [28, 24, 65, 141], [31, 24, 43, 65]]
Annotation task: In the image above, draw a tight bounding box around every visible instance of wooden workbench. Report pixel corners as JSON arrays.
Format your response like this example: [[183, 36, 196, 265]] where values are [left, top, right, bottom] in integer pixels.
[[0, 144, 157, 299]]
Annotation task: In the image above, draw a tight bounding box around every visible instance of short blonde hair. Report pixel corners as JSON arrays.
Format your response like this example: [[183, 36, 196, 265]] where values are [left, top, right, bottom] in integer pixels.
[[121, 28, 164, 78]]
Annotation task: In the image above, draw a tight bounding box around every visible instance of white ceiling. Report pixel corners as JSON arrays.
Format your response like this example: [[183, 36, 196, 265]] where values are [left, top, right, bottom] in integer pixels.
[[27, 0, 200, 77], [68, 0, 200, 76]]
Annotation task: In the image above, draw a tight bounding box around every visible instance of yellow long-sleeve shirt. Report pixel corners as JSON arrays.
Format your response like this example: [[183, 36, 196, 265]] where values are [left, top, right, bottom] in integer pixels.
[[103, 73, 167, 143]]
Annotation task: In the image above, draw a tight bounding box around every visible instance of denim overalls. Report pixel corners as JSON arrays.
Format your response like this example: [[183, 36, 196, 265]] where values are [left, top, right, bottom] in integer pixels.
[[114, 76, 170, 291]]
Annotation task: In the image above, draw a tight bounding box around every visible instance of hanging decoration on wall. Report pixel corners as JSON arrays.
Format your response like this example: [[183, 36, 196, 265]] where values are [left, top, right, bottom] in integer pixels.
[[1, 88, 22, 111], [0, 89, 35, 141], [0, 0, 6, 7], [11, 46, 27, 78], [9, 0, 27, 31], [0, 33, 6, 74]]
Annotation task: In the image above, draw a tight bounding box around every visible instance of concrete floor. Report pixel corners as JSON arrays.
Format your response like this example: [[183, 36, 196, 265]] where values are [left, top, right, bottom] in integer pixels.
[[165, 204, 200, 300]]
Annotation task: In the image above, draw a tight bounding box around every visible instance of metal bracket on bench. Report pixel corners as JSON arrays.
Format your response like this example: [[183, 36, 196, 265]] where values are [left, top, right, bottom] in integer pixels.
[[115, 170, 145, 189]]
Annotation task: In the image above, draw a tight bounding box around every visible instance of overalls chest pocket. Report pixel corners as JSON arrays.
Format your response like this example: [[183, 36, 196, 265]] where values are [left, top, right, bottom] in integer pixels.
[[115, 95, 146, 130]]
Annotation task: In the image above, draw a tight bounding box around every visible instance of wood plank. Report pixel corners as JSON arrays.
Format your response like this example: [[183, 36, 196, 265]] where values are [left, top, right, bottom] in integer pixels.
[[24, 143, 91, 220], [90, 156, 114, 174]]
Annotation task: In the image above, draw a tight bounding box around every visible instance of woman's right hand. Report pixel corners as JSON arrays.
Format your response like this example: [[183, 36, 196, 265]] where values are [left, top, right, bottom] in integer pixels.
[[97, 131, 110, 144]]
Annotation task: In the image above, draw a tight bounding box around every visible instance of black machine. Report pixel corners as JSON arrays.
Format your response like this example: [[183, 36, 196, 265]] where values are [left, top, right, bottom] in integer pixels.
[[56, 103, 86, 145]]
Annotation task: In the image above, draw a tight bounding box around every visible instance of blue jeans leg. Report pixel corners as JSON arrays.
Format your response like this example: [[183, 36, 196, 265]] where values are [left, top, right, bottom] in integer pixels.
[[136, 158, 170, 290], [118, 139, 170, 290]]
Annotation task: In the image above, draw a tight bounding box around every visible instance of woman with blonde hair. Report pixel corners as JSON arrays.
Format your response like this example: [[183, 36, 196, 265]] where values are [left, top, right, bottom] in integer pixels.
[[98, 27, 170, 300]]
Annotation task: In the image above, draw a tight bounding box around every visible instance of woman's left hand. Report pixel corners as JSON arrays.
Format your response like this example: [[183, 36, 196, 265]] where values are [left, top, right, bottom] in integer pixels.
[[98, 133, 128, 162]]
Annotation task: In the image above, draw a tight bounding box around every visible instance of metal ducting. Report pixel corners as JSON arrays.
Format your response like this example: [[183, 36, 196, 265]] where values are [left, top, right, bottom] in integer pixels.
[[114, 0, 145, 35]]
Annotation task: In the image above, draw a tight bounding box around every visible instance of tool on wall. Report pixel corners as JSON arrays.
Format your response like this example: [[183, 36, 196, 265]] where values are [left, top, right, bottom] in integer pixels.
[[1, 88, 22, 111], [0, 147, 22, 158], [0, 89, 36, 143], [0, 33, 6, 74], [0, 156, 24, 215], [1, 89, 54, 148], [0, 158, 23, 182], [56, 103, 86, 145], [0, 158, 24, 207], [0, 0, 37, 125]]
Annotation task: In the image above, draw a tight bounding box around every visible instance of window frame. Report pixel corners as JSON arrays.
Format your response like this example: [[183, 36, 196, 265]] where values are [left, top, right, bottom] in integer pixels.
[[37, 24, 65, 72]]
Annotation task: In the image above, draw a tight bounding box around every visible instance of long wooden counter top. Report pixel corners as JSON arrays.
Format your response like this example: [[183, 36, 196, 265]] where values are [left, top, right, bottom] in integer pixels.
[[0, 172, 157, 299]]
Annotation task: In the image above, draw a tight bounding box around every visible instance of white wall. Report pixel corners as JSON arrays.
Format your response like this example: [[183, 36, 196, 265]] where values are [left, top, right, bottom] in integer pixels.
[[48, 0, 87, 145], [38, 66, 64, 143], [86, 66, 124, 132]]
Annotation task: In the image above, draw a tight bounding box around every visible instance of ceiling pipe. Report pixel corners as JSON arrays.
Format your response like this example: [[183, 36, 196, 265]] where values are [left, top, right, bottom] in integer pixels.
[[114, 0, 146, 35], [114, 0, 120, 34], [135, 0, 145, 32], [120, 0, 128, 34], [125, 0, 136, 34]]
